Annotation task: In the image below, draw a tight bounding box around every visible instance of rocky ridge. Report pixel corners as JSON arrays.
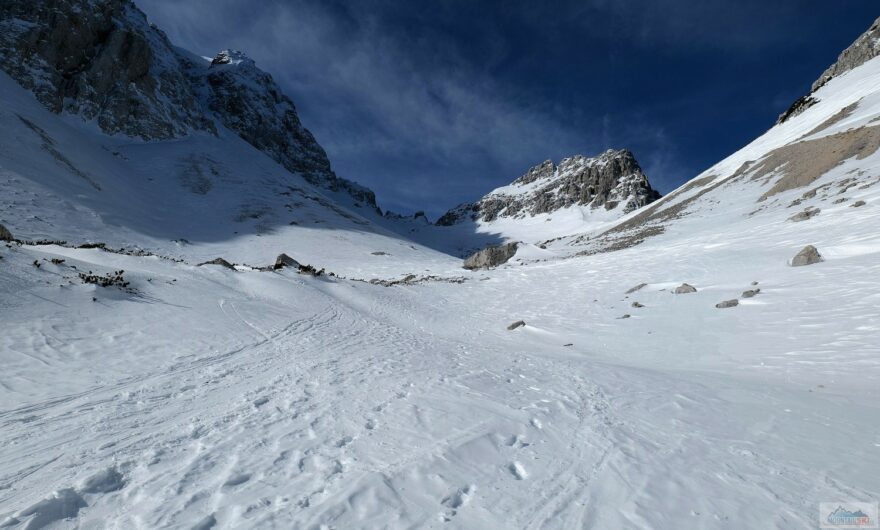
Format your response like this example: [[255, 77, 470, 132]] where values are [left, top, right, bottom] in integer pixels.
[[437, 149, 660, 226], [777, 15, 880, 124]]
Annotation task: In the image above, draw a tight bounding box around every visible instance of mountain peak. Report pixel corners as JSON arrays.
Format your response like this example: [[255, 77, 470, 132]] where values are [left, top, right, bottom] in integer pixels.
[[437, 148, 659, 226], [210, 49, 254, 68]]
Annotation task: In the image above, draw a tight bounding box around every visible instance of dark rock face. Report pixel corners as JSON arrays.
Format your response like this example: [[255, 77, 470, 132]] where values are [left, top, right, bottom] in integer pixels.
[[437, 149, 659, 226], [778, 16, 880, 124], [0, 2, 377, 208], [0, 223, 13, 241], [0, 0, 212, 139], [463, 242, 519, 270], [791, 245, 823, 267]]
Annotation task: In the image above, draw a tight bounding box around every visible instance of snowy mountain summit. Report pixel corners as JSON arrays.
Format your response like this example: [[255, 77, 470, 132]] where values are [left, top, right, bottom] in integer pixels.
[[437, 149, 659, 226]]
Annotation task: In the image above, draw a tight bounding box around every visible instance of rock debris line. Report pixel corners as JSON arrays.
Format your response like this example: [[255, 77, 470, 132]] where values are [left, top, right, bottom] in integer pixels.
[[789, 207, 820, 222], [198, 257, 236, 270]]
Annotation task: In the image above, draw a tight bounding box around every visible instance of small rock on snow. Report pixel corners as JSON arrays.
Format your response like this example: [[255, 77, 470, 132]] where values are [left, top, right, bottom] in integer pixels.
[[674, 283, 697, 294], [790, 245, 823, 267]]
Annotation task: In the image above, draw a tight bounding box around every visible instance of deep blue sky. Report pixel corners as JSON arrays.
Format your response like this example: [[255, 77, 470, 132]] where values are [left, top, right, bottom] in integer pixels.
[[138, 0, 878, 217]]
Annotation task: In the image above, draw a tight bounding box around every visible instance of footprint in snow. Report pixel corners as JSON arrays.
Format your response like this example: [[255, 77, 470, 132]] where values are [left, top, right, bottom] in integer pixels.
[[222, 473, 251, 488], [442, 484, 475, 509], [509, 461, 528, 480]]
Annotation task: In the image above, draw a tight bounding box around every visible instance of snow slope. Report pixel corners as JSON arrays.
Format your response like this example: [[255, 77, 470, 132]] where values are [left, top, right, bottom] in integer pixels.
[[1, 8, 880, 530], [0, 70, 458, 279]]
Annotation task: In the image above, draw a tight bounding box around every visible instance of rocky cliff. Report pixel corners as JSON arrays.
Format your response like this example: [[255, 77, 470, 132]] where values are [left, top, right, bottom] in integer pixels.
[[777, 15, 880, 124], [0, 0, 376, 208], [437, 149, 660, 226]]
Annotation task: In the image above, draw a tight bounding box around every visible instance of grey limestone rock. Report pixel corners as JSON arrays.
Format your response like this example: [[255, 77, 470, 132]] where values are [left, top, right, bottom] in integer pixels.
[[674, 283, 697, 294], [790, 245, 823, 267], [463, 242, 519, 270]]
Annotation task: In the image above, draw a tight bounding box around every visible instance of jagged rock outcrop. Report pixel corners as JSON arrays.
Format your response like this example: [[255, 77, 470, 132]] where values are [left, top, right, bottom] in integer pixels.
[[437, 149, 660, 226], [0, 223, 13, 241], [0, 0, 377, 208], [463, 242, 519, 270], [778, 16, 880, 124]]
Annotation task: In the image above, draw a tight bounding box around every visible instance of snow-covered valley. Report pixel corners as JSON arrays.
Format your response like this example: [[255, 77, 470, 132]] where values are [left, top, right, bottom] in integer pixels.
[[1, 2, 880, 529]]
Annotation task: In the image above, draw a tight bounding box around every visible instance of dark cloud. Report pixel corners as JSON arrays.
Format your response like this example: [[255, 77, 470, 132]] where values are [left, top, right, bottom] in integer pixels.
[[138, 0, 878, 216]]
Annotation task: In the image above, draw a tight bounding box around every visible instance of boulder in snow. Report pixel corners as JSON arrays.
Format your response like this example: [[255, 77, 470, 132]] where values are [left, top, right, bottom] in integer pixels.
[[851, 200, 866, 207], [790, 245, 823, 267], [507, 320, 526, 330], [715, 299, 739, 309], [674, 283, 697, 294], [464, 242, 519, 270], [274, 253, 301, 270], [741, 289, 761, 298], [0, 223, 12, 242]]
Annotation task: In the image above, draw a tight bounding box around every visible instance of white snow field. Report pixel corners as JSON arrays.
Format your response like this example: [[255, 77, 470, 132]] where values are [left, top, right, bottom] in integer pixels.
[[2, 36, 880, 530]]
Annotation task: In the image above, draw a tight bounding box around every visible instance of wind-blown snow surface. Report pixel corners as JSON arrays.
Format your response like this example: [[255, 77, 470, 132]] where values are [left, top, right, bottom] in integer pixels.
[[2, 46, 880, 530]]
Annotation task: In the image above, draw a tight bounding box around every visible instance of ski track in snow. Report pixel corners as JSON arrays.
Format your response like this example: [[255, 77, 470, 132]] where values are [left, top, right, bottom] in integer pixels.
[[0, 244, 877, 529]]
